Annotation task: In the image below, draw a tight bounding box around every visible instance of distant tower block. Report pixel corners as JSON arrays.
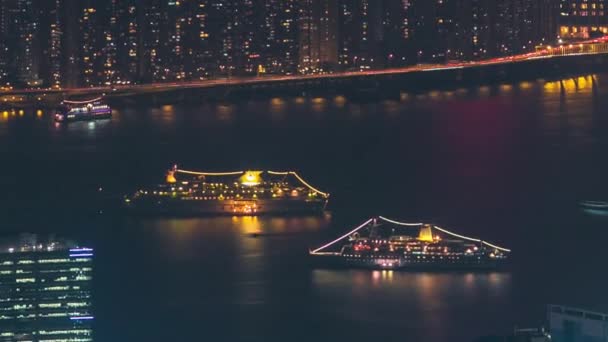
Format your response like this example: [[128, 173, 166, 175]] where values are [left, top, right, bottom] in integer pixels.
[[418, 224, 434, 242]]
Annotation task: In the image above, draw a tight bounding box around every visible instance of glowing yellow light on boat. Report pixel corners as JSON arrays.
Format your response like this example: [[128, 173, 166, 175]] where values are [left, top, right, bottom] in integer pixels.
[[418, 225, 434, 242], [166, 170, 177, 183], [36, 109, 43, 116], [240, 171, 262, 186]]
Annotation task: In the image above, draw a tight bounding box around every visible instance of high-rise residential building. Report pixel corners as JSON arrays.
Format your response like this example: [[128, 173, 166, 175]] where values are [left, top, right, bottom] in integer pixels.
[[236, 0, 262, 75], [165, 0, 187, 80], [260, 0, 298, 75], [141, 0, 165, 82], [80, 2, 101, 87], [114, 0, 139, 84], [0, 236, 94, 341], [190, 0, 215, 79], [469, 0, 493, 59], [337, 0, 356, 69], [61, 0, 80, 88], [11, 0, 41, 86], [299, 0, 338, 74], [0, 0, 10, 85], [101, 0, 120, 85], [558, 0, 608, 39], [337, 0, 383, 70], [379, 0, 413, 67], [36, 0, 63, 88], [533, 0, 558, 46], [209, 0, 236, 76]]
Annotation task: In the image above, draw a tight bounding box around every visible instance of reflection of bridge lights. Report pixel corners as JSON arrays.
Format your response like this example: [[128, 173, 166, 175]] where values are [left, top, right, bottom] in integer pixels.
[[333, 95, 346, 107]]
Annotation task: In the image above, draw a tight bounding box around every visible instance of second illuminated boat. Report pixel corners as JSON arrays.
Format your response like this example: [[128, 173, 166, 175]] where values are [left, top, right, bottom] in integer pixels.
[[125, 166, 329, 215], [310, 216, 510, 270]]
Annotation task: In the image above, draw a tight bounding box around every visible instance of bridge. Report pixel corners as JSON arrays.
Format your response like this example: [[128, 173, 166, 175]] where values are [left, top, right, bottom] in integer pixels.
[[3, 36, 608, 104]]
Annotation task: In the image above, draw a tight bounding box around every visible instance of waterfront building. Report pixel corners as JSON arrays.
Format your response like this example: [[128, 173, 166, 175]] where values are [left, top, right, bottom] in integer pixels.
[[559, 0, 608, 39], [0, 236, 93, 341], [549, 305, 608, 342]]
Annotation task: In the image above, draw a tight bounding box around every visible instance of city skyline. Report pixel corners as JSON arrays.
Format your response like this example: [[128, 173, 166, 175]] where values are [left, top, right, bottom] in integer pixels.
[[0, 1, 606, 89]]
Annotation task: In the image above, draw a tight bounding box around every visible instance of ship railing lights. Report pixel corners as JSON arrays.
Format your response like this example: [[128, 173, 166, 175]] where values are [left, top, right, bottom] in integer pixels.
[[176, 169, 329, 197], [177, 169, 244, 176], [310, 218, 374, 254], [268, 170, 329, 197], [379, 216, 511, 253]]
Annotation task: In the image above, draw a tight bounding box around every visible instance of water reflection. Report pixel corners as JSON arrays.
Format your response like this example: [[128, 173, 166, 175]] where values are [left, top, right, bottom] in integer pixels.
[[312, 270, 512, 341]]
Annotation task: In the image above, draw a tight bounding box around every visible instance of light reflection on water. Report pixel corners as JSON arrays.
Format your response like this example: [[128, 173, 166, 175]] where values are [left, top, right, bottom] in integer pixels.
[[312, 269, 512, 341]]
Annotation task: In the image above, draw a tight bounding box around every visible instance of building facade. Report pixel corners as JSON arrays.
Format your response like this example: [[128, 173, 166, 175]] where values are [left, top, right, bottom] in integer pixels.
[[298, 0, 338, 74], [549, 305, 608, 342], [559, 0, 608, 39], [0, 237, 93, 341]]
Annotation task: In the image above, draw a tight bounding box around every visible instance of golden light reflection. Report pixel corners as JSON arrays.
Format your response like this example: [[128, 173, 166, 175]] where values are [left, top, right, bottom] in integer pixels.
[[311, 97, 326, 112], [400, 92, 409, 101], [270, 97, 284, 106], [216, 104, 234, 121], [543, 81, 559, 94], [333, 95, 346, 107], [36, 109, 43, 117], [383, 100, 399, 115], [294, 97, 305, 104], [519, 81, 533, 90], [270, 97, 286, 116], [239, 216, 261, 236], [161, 104, 174, 113], [500, 84, 512, 92]]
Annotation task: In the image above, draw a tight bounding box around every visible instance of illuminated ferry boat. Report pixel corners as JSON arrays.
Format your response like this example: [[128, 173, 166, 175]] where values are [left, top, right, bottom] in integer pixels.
[[54, 97, 112, 122], [580, 201, 608, 216], [310, 216, 510, 270], [124, 166, 329, 215]]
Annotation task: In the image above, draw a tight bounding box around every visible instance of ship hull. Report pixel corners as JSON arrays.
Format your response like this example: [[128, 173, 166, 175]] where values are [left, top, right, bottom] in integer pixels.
[[309, 253, 507, 270], [580, 201, 608, 216], [54, 111, 111, 122], [126, 198, 326, 216]]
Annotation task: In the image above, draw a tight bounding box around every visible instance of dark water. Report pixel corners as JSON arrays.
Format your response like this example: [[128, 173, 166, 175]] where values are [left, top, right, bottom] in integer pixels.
[[1, 76, 608, 341]]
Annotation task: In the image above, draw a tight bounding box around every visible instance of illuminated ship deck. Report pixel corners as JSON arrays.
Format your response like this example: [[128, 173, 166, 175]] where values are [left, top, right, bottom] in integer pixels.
[[310, 216, 510, 270], [125, 167, 329, 215], [54, 97, 111, 122]]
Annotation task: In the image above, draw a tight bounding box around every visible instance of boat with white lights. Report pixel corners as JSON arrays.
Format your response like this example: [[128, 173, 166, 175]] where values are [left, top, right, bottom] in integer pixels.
[[54, 97, 112, 122], [124, 166, 329, 215], [310, 216, 510, 270], [580, 200, 608, 216]]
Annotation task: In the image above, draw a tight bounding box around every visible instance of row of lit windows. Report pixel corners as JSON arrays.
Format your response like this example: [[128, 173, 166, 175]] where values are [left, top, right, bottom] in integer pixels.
[[1, 258, 92, 265]]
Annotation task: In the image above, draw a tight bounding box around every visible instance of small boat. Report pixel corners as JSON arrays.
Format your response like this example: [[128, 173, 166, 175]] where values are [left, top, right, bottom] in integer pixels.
[[580, 201, 608, 216], [54, 97, 112, 122]]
